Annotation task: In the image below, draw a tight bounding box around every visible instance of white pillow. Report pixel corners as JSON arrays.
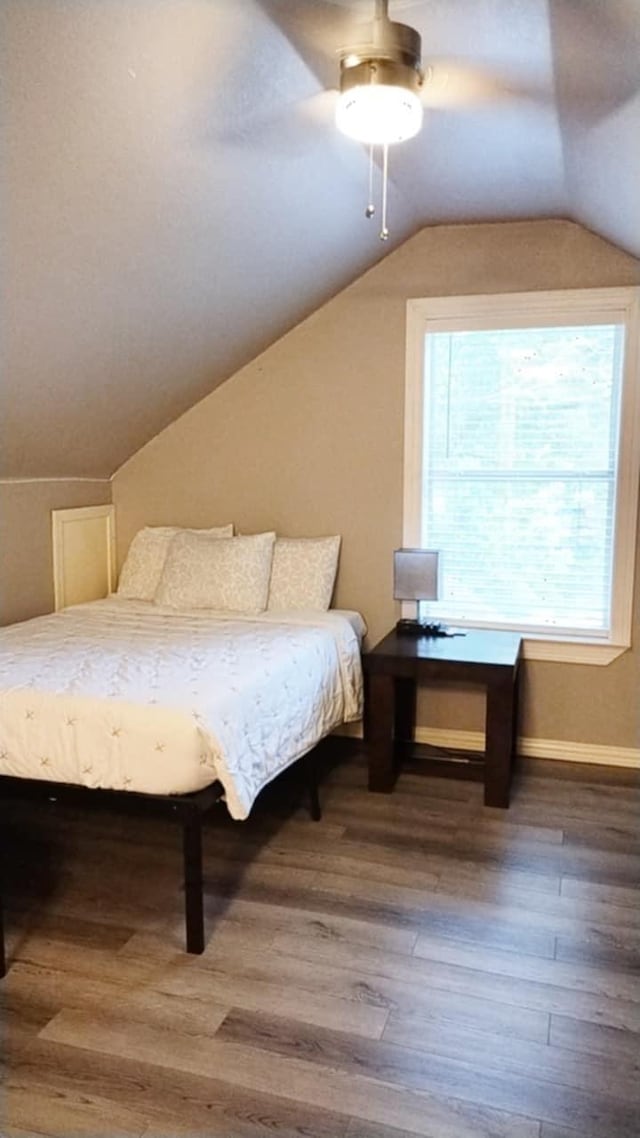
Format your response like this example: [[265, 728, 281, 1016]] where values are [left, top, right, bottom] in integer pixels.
[[267, 536, 341, 611], [155, 531, 276, 613], [117, 524, 233, 601]]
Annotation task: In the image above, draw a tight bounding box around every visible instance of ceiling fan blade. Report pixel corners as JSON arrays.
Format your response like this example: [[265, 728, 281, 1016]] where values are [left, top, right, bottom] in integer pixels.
[[255, 0, 367, 91], [421, 61, 550, 110], [549, 0, 640, 119], [212, 89, 339, 155]]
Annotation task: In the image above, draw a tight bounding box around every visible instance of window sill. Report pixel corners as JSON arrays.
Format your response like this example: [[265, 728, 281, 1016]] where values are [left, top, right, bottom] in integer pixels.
[[521, 638, 629, 665], [439, 622, 630, 665]]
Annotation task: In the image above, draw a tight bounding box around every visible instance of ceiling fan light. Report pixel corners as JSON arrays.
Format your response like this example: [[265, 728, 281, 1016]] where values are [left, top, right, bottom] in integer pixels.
[[335, 83, 423, 144]]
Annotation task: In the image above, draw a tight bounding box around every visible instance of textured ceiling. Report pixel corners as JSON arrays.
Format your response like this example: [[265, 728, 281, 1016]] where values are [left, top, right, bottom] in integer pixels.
[[2, 0, 639, 480]]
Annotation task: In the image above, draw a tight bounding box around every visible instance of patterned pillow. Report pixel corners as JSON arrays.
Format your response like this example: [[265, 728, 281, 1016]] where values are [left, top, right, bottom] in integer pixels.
[[117, 524, 233, 601], [155, 531, 276, 613], [267, 536, 341, 611]]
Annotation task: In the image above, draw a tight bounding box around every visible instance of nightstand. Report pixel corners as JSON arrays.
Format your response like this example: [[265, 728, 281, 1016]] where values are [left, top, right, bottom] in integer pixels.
[[362, 628, 522, 808]]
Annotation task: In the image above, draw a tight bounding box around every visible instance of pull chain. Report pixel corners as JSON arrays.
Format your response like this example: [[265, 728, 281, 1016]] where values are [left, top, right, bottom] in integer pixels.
[[380, 142, 389, 240], [365, 143, 375, 219], [363, 142, 391, 240]]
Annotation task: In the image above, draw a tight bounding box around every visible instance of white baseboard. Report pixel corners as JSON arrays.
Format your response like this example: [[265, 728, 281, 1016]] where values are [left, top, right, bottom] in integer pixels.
[[335, 722, 640, 769]]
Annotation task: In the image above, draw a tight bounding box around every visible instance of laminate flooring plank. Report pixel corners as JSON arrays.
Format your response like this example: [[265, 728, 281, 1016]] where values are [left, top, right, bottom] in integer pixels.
[[306, 871, 558, 957], [4, 1082, 148, 1138], [540, 1127, 597, 1138], [560, 820, 640, 854], [413, 870, 634, 941], [263, 824, 562, 899], [513, 776, 640, 809], [456, 816, 564, 846], [7, 1035, 349, 1138], [506, 795, 640, 833], [335, 818, 459, 857], [555, 928, 640, 974], [141, 1119, 344, 1138], [559, 877, 640, 909], [1, 910, 137, 952], [4, 960, 230, 1038], [18, 889, 178, 936], [325, 792, 462, 836], [1, 982, 65, 1035], [343, 822, 640, 886], [370, 997, 550, 1044], [179, 932, 553, 1030], [176, 894, 420, 956], [8, 933, 173, 988], [435, 833, 640, 887], [515, 760, 638, 786], [382, 1008, 640, 1102], [412, 930, 640, 1002], [39, 1008, 539, 1138], [120, 935, 390, 1038], [55, 845, 322, 905], [345, 1121, 454, 1138], [437, 870, 640, 932], [12, 908, 256, 972], [203, 818, 350, 860], [203, 859, 321, 896], [269, 931, 640, 1030], [252, 841, 445, 893], [339, 842, 561, 897], [3, 1129, 58, 1138], [549, 1014, 640, 1064], [329, 795, 563, 846], [217, 1007, 640, 1137], [501, 800, 640, 834], [347, 771, 477, 804]]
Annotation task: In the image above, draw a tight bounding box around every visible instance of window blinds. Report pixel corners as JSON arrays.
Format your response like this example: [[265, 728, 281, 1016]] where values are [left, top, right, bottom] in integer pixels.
[[420, 324, 624, 636]]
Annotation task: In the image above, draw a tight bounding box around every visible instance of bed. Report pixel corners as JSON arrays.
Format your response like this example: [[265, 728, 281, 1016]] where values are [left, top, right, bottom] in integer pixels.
[[0, 594, 365, 971]]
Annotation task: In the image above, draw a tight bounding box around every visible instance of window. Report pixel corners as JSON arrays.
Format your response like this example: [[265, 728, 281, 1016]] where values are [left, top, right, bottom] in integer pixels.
[[404, 289, 640, 663]]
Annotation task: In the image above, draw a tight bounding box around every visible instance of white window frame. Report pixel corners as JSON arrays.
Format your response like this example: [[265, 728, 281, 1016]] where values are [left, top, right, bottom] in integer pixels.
[[404, 287, 640, 665]]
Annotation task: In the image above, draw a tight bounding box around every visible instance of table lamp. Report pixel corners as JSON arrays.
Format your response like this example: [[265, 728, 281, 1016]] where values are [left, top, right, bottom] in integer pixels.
[[393, 548, 446, 636]]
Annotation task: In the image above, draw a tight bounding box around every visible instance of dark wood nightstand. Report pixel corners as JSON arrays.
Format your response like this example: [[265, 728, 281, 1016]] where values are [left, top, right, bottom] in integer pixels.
[[362, 628, 522, 808]]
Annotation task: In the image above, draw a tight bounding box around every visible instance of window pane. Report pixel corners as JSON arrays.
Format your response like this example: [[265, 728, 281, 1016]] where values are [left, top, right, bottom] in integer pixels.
[[428, 326, 620, 472], [422, 323, 623, 634]]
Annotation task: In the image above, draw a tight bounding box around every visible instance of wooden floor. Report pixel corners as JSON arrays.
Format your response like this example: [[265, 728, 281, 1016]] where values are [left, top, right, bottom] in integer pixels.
[[1, 747, 639, 1138]]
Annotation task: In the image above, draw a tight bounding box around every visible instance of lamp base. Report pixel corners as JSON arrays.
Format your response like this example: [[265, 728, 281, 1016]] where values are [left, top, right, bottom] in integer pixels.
[[395, 618, 449, 638]]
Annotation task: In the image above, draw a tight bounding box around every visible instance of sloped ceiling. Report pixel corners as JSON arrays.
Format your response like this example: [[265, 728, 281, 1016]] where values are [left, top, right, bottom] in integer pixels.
[[2, 0, 639, 480]]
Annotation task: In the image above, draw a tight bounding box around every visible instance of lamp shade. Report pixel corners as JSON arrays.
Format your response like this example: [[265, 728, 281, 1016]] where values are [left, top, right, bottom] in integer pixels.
[[335, 84, 423, 145], [393, 548, 440, 601]]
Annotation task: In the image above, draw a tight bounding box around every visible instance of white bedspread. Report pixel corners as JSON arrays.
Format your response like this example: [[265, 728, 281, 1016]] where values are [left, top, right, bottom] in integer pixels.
[[0, 598, 364, 820]]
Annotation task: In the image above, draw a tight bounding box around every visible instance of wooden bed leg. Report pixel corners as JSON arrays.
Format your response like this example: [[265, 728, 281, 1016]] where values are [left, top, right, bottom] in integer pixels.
[[182, 810, 205, 955]]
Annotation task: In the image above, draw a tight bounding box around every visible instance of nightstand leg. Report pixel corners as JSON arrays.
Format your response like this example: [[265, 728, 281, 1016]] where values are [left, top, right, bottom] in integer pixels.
[[485, 676, 516, 808], [368, 673, 396, 792], [395, 676, 416, 751]]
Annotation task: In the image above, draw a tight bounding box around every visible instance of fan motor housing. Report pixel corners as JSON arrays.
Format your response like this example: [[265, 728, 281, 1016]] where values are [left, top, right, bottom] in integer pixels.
[[339, 19, 423, 81], [339, 57, 423, 99]]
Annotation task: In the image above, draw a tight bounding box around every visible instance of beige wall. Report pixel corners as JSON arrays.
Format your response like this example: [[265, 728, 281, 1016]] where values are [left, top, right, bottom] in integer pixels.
[[0, 480, 112, 625], [113, 220, 640, 752]]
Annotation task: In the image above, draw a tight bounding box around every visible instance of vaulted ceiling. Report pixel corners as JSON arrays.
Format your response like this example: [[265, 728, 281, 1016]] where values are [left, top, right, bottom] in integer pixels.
[[3, 0, 639, 480]]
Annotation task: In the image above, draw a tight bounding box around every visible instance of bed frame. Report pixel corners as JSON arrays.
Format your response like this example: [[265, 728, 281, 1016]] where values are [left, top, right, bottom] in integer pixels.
[[0, 755, 321, 978]]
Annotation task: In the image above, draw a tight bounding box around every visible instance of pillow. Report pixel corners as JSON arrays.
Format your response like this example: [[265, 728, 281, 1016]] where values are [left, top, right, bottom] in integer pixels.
[[117, 524, 233, 601], [267, 535, 341, 611], [155, 531, 276, 613]]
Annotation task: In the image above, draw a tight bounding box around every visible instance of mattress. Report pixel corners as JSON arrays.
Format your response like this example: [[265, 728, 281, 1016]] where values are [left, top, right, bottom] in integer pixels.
[[0, 598, 365, 820]]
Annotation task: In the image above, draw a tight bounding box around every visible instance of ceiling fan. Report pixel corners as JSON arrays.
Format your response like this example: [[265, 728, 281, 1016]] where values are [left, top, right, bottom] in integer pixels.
[[237, 0, 640, 238], [333, 0, 426, 238], [252, 0, 543, 241]]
